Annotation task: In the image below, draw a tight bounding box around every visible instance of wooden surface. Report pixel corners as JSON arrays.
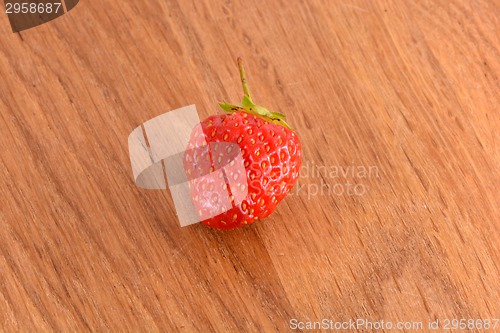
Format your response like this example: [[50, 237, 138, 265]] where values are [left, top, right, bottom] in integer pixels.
[[0, 0, 499, 331]]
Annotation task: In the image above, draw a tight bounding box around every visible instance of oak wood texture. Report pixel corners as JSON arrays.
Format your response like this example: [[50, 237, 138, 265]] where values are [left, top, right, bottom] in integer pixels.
[[0, 0, 499, 331]]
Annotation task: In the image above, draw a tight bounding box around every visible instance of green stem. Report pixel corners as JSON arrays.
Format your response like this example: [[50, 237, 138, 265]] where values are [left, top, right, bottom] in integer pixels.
[[237, 57, 252, 100], [220, 58, 293, 130]]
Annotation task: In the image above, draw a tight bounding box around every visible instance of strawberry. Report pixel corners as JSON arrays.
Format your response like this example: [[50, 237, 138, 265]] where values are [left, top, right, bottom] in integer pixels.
[[183, 58, 301, 230]]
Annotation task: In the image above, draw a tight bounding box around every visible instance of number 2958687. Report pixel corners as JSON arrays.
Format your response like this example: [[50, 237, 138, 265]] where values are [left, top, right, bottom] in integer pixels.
[[5, 2, 62, 14]]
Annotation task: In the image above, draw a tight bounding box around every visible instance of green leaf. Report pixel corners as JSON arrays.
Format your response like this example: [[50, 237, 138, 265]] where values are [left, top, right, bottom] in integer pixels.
[[219, 102, 244, 113], [271, 118, 293, 130], [270, 111, 286, 119], [241, 95, 254, 107], [253, 105, 273, 117]]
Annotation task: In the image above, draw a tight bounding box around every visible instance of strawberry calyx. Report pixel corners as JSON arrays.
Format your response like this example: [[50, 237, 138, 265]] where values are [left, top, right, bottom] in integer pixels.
[[219, 58, 292, 130]]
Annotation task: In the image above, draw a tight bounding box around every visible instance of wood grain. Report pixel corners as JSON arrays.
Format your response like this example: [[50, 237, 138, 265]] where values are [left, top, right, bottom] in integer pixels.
[[0, 0, 499, 331]]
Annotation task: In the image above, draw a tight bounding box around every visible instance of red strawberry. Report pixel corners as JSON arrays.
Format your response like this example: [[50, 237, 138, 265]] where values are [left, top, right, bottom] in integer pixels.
[[183, 58, 301, 230]]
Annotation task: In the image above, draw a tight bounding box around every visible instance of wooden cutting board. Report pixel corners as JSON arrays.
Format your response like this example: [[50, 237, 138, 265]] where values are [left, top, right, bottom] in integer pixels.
[[0, 0, 498, 331]]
